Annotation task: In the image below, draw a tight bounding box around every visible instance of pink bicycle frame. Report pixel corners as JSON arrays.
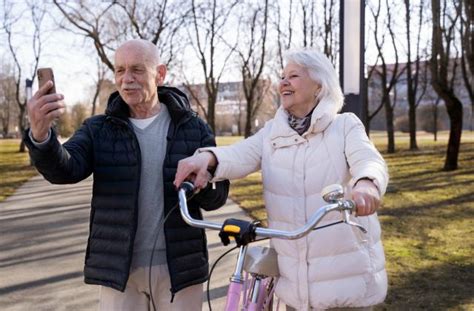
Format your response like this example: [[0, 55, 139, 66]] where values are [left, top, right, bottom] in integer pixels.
[[225, 281, 244, 311], [224, 246, 248, 311], [224, 245, 277, 311]]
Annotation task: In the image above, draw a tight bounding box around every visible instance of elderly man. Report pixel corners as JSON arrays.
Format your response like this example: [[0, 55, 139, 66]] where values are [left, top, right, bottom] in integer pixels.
[[24, 39, 229, 310]]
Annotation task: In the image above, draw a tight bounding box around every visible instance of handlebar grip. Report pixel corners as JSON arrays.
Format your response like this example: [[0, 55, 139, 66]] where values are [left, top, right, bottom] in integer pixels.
[[179, 181, 195, 197]]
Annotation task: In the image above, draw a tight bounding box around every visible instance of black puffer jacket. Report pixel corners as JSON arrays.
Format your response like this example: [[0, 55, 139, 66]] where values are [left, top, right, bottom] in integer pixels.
[[24, 86, 230, 295]]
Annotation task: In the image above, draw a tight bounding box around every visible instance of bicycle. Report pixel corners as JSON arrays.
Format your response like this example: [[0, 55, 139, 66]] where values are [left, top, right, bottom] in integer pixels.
[[177, 182, 367, 311]]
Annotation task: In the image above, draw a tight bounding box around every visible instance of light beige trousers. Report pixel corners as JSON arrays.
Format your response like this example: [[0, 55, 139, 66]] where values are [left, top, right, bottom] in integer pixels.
[[99, 264, 203, 311]]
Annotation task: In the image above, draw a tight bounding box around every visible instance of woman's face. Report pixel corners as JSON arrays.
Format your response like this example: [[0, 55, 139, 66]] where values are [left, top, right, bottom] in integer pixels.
[[279, 62, 321, 117]]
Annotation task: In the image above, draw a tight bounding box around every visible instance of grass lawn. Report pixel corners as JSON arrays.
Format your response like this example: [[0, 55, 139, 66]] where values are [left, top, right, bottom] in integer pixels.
[[0, 139, 37, 202], [217, 131, 474, 310]]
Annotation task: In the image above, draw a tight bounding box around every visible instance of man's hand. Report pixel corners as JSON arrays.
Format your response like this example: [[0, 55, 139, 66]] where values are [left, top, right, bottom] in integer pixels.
[[174, 152, 217, 190], [352, 179, 381, 216], [27, 80, 64, 142]]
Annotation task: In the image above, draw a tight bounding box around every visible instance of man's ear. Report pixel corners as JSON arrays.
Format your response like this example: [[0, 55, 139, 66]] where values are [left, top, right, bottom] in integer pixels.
[[156, 64, 167, 86]]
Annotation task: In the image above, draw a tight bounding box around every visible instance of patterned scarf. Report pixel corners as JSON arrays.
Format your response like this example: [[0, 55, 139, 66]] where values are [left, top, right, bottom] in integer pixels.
[[288, 108, 314, 135]]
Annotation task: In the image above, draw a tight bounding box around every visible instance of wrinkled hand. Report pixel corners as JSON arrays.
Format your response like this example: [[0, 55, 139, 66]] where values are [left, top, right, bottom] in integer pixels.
[[352, 180, 381, 216], [174, 151, 217, 190], [27, 80, 64, 142]]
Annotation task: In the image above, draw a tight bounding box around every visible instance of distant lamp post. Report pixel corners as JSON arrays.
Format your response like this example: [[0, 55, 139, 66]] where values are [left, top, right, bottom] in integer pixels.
[[25, 78, 33, 100], [24, 78, 33, 127], [340, 0, 365, 121]]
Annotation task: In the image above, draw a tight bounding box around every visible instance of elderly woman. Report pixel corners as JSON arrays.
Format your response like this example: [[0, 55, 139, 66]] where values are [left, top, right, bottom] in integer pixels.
[[174, 49, 388, 310]]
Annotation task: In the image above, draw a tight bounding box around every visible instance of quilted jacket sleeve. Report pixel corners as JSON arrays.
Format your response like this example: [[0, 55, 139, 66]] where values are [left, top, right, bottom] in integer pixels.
[[23, 122, 94, 184], [343, 113, 389, 195]]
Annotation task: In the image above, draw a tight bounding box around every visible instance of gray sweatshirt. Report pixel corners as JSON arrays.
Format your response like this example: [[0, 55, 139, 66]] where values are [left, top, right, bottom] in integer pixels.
[[129, 105, 171, 269]]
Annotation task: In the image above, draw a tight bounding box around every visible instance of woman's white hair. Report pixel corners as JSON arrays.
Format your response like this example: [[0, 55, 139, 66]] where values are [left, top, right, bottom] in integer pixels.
[[283, 49, 344, 112]]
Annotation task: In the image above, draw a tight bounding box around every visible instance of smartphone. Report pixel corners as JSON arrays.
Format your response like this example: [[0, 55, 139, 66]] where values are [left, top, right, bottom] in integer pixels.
[[37, 68, 56, 94]]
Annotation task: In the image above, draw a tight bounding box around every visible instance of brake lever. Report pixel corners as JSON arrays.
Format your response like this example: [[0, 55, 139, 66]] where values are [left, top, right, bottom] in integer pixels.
[[342, 209, 367, 233], [321, 185, 368, 234]]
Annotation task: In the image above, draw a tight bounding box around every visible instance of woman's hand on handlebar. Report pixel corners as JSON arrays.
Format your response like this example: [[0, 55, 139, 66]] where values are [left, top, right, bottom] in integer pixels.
[[352, 179, 381, 216], [174, 151, 217, 190]]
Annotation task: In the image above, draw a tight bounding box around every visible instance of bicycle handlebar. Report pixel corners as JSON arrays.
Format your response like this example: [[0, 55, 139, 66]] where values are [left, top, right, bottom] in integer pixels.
[[178, 182, 364, 240]]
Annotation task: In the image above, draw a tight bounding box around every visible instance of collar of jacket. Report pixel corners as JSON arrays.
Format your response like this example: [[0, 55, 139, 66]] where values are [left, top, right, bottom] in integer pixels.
[[269, 97, 339, 149], [104, 86, 196, 124]]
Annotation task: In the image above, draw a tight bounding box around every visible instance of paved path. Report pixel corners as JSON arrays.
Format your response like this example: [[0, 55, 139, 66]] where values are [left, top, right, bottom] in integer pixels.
[[0, 175, 268, 310]]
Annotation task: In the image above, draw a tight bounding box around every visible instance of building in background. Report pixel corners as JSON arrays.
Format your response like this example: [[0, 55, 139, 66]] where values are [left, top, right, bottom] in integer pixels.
[[181, 80, 277, 136]]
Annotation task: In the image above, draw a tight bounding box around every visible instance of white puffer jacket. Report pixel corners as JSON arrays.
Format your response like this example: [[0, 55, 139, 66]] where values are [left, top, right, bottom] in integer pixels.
[[203, 98, 389, 310]]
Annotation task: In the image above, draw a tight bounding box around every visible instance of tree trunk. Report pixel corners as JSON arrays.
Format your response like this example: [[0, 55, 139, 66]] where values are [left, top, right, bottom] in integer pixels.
[[207, 93, 216, 133], [18, 106, 27, 152], [237, 104, 243, 136], [384, 98, 396, 153], [244, 100, 253, 138], [430, 0, 463, 170], [408, 103, 418, 149], [91, 83, 101, 116], [443, 96, 463, 170]]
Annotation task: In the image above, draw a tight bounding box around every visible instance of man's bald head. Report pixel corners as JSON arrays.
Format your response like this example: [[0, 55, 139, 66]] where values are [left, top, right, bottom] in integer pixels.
[[115, 39, 161, 67]]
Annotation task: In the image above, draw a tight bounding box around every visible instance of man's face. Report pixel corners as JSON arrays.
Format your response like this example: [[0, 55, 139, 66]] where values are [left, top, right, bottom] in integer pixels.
[[114, 46, 161, 108]]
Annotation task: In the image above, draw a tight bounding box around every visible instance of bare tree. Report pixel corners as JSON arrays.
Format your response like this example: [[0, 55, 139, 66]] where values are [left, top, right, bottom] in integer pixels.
[[53, 0, 117, 71], [113, 0, 188, 67], [364, 8, 383, 133], [369, 0, 404, 153], [273, 0, 294, 71], [0, 64, 18, 137], [299, 0, 312, 47], [299, 0, 338, 63], [403, 0, 428, 150], [90, 58, 108, 116], [186, 0, 238, 132], [321, 0, 338, 63], [182, 80, 208, 120], [235, 0, 269, 137], [54, 0, 186, 70], [459, 0, 473, 130], [2, 0, 45, 152], [430, 0, 463, 170], [431, 98, 441, 141], [54, 0, 188, 120], [365, 59, 385, 134]]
